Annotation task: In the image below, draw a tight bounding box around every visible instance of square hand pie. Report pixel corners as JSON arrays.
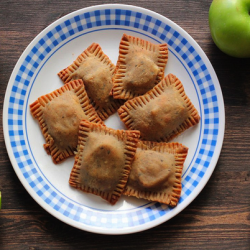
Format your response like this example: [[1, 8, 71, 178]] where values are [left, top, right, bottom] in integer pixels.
[[123, 141, 188, 207], [30, 79, 103, 164], [58, 43, 123, 120], [69, 120, 140, 205], [111, 33, 168, 100], [118, 73, 200, 142]]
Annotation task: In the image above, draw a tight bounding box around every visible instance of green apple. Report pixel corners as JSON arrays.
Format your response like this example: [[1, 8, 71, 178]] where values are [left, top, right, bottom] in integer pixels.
[[209, 0, 250, 58]]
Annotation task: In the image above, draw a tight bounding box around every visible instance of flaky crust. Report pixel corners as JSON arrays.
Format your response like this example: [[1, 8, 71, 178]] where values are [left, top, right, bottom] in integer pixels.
[[69, 120, 140, 205], [123, 140, 188, 207], [111, 33, 168, 100], [58, 43, 123, 120], [118, 73, 200, 142], [30, 79, 103, 164]]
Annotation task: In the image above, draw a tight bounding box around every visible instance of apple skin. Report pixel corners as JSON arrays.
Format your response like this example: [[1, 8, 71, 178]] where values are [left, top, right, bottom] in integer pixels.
[[209, 0, 250, 58]]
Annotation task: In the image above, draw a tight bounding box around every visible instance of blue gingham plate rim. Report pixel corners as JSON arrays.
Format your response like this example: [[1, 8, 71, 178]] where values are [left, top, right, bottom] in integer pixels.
[[3, 4, 225, 234]]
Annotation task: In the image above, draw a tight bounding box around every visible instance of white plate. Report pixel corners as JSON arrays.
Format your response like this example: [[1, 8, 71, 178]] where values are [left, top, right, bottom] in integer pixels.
[[3, 4, 225, 234]]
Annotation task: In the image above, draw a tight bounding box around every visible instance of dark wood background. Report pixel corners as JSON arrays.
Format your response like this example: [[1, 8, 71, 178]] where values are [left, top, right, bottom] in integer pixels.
[[0, 0, 249, 249]]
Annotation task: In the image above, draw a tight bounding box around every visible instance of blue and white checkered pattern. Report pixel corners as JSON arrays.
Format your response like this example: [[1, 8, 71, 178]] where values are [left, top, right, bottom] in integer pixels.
[[7, 7, 220, 229]]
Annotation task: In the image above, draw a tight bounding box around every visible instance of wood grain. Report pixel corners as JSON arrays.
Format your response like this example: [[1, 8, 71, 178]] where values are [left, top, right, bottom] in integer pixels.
[[0, 0, 250, 249]]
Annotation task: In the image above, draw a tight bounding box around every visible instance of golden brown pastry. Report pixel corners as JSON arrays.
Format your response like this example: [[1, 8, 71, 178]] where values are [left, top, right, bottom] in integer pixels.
[[118, 73, 200, 142], [30, 79, 103, 164], [69, 120, 140, 205], [111, 33, 168, 100], [124, 141, 188, 207], [58, 43, 123, 120]]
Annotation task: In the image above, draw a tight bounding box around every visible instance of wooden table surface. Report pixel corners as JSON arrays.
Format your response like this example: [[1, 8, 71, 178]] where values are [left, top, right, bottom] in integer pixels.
[[0, 0, 249, 249]]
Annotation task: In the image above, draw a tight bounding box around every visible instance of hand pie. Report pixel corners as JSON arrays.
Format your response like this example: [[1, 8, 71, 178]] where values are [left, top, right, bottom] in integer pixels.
[[118, 73, 200, 142], [111, 33, 168, 100], [123, 141, 188, 207], [58, 43, 123, 120], [69, 120, 140, 205], [30, 79, 103, 164]]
